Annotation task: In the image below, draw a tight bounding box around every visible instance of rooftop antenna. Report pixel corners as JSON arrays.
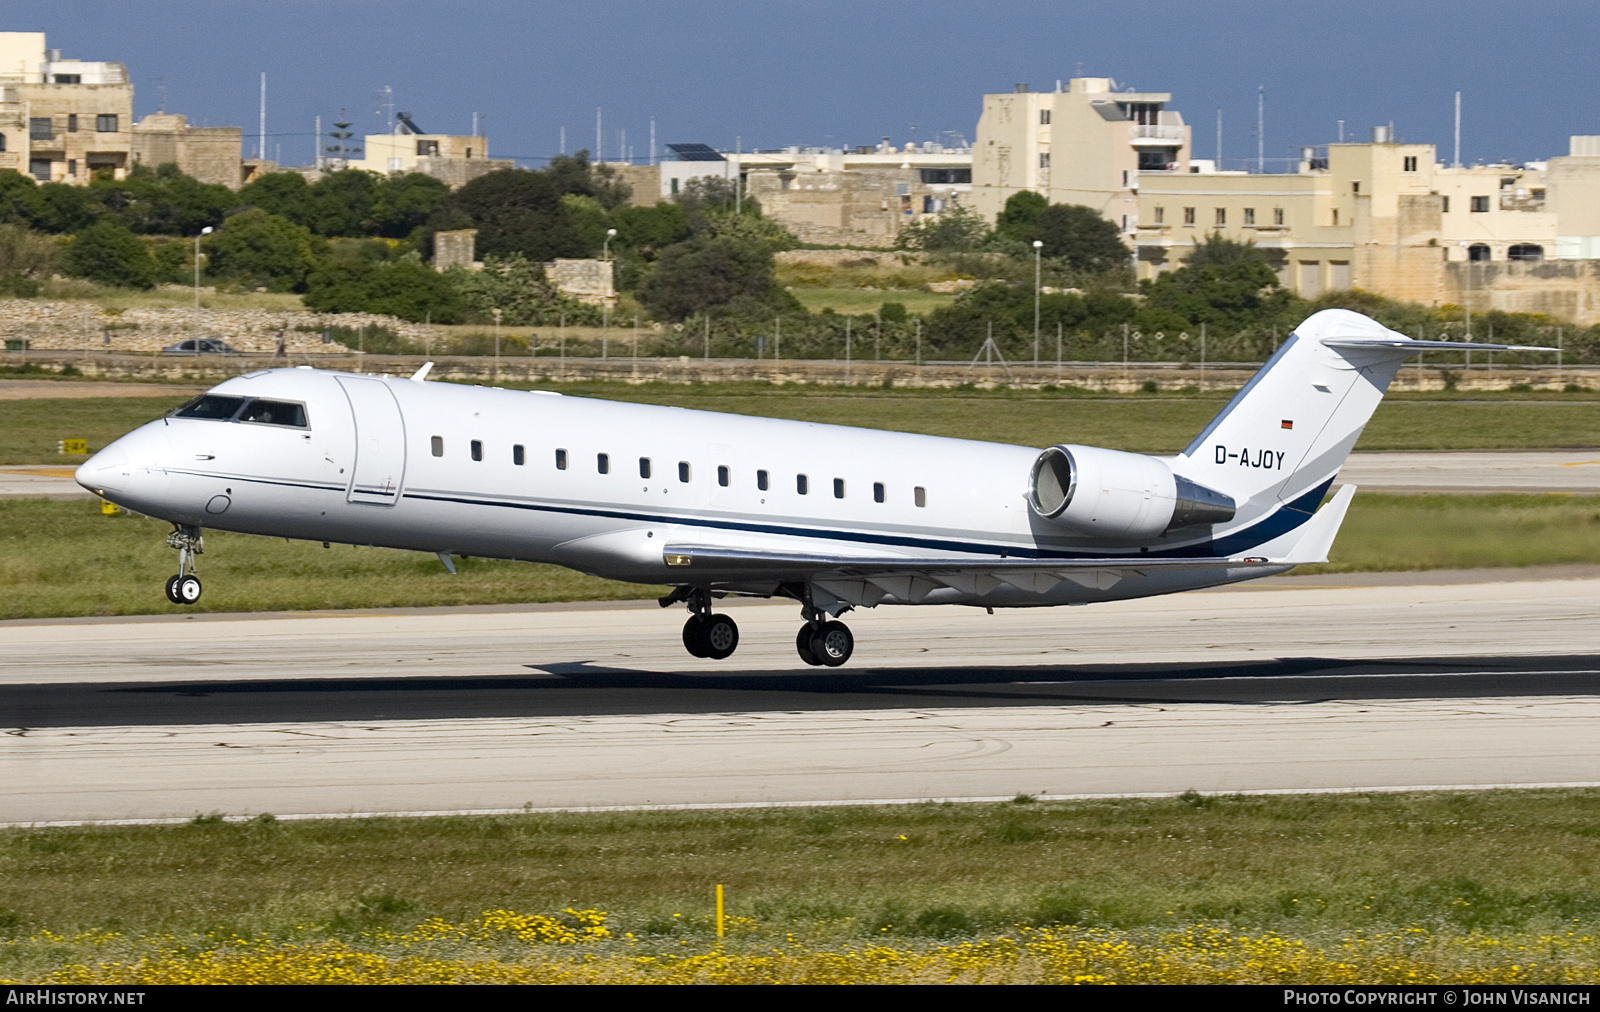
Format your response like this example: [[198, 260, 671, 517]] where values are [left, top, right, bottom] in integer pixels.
[[259, 72, 266, 160], [472, 111, 478, 136], [156, 76, 166, 114], [649, 116, 656, 165], [595, 107, 602, 161], [1454, 91, 1461, 168], [378, 85, 394, 133], [1338, 119, 1344, 143], [1216, 108, 1222, 168], [560, 125, 566, 155], [314, 114, 321, 169]]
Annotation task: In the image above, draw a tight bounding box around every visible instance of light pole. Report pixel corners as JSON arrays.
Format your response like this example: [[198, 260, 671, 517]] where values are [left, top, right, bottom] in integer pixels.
[[1032, 239, 1044, 366], [193, 226, 213, 347], [601, 228, 617, 358]]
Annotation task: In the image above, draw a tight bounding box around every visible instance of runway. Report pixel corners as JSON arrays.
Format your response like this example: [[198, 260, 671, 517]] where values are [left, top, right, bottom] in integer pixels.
[[5, 571, 1600, 824]]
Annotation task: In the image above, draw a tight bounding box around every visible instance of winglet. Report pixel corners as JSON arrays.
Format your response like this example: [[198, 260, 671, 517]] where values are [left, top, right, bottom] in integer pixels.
[[1282, 484, 1357, 565], [411, 361, 434, 382]]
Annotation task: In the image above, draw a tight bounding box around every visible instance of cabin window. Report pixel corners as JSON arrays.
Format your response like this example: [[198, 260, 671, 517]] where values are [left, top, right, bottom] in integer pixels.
[[555, 448, 568, 470], [873, 482, 885, 503], [796, 474, 809, 495], [431, 436, 444, 457], [470, 440, 483, 461], [597, 453, 609, 474], [914, 486, 927, 508], [678, 461, 691, 483], [717, 465, 730, 487], [513, 444, 525, 465], [833, 478, 845, 499], [757, 469, 769, 491], [639, 457, 652, 479]]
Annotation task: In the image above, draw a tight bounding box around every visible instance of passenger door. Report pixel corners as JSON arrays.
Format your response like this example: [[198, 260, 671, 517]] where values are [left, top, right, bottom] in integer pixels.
[[337, 376, 407, 506]]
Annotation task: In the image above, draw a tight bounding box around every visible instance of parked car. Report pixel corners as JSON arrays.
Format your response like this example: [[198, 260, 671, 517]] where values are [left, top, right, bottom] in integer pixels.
[[162, 339, 239, 355]]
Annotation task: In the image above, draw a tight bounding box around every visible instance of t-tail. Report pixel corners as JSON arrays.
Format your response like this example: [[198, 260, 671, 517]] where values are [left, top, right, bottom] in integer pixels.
[[1173, 309, 1546, 515]]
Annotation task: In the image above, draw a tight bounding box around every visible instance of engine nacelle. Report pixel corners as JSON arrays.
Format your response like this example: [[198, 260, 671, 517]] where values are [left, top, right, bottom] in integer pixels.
[[1028, 444, 1236, 540]]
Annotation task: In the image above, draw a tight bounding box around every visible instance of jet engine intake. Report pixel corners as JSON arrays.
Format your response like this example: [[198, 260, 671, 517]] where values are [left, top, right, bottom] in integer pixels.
[[1028, 444, 1235, 539]]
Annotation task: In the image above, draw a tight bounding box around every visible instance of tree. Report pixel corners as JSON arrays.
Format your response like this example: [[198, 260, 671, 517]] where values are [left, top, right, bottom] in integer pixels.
[[0, 223, 61, 281], [310, 169, 382, 237], [1143, 234, 1294, 329], [448, 254, 603, 326], [65, 220, 156, 288], [236, 171, 317, 228], [203, 208, 322, 291], [1033, 204, 1129, 273], [636, 235, 785, 321], [894, 204, 990, 252], [995, 190, 1048, 242], [95, 163, 234, 236], [0, 171, 42, 227], [426, 168, 588, 262], [303, 256, 465, 322], [372, 172, 449, 238]]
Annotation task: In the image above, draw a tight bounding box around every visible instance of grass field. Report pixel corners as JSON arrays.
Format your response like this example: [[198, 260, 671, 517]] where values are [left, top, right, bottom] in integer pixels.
[[5, 791, 1600, 982], [2, 493, 1597, 618], [9, 384, 1600, 467]]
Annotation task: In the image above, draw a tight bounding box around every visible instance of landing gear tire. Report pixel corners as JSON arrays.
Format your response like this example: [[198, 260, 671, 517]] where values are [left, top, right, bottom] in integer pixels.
[[796, 626, 822, 666], [682, 615, 709, 658], [175, 574, 202, 604], [808, 620, 853, 667], [164, 574, 183, 604], [696, 613, 739, 661]]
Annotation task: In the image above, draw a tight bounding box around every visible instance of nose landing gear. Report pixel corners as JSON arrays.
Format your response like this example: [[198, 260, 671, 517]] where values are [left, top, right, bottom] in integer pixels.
[[164, 525, 204, 605]]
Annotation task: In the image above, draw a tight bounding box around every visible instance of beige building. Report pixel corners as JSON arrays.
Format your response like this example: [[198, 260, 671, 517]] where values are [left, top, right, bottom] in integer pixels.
[[130, 114, 245, 187], [1548, 136, 1600, 259], [1135, 136, 1560, 306], [350, 117, 510, 187], [973, 77, 1191, 236], [0, 32, 133, 183], [635, 142, 972, 246]]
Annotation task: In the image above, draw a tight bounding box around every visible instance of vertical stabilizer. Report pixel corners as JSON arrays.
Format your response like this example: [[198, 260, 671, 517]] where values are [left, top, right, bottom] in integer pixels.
[[1172, 310, 1414, 508]]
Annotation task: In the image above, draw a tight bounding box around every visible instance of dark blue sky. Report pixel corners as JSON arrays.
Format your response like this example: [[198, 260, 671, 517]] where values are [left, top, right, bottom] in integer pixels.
[[20, 0, 1599, 170]]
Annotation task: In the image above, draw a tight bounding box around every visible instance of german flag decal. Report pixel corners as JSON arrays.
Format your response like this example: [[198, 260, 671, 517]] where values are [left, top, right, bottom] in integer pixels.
[[1281, 419, 1294, 429]]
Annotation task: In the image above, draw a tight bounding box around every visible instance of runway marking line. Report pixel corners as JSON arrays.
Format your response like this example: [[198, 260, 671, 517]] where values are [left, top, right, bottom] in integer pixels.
[[3, 467, 78, 478], [10, 781, 1600, 830]]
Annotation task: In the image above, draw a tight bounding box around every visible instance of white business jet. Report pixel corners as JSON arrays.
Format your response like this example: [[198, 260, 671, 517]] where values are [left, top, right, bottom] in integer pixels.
[[75, 309, 1534, 667]]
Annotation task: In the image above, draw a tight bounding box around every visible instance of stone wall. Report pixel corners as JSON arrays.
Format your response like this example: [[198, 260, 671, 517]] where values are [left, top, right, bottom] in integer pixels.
[[412, 155, 513, 188], [0, 301, 439, 354], [1444, 260, 1600, 327], [545, 259, 614, 306], [433, 229, 478, 271]]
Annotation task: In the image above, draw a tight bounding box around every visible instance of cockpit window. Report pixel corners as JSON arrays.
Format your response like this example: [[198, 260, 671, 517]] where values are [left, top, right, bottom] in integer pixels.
[[172, 395, 246, 420], [238, 399, 308, 428]]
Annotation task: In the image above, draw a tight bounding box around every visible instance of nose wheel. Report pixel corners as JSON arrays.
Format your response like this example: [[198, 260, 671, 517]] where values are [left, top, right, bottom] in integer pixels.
[[164, 525, 204, 605], [164, 573, 202, 604]]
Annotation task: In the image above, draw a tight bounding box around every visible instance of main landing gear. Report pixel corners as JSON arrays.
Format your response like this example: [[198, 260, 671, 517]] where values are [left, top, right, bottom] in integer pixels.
[[677, 589, 740, 661], [795, 597, 853, 667], [659, 586, 854, 666], [163, 525, 204, 605]]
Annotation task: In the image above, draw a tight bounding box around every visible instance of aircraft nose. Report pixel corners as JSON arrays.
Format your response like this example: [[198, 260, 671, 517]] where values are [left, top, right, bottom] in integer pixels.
[[76, 424, 169, 497]]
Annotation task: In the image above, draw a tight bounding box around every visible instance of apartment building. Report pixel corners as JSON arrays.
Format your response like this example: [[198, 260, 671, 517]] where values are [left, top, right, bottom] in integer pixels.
[[1135, 133, 1558, 305], [0, 32, 133, 184], [972, 77, 1191, 237]]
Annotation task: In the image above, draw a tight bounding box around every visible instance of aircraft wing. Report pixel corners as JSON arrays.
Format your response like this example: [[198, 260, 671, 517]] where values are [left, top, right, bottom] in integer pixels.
[[660, 485, 1357, 600]]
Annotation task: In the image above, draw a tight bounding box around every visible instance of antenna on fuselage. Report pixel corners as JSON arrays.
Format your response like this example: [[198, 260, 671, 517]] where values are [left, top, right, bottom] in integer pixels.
[[410, 361, 434, 382]]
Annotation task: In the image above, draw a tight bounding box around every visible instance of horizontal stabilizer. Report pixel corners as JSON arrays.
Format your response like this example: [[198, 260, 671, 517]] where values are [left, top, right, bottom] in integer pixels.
[[1322, 338, 1554, 354]]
